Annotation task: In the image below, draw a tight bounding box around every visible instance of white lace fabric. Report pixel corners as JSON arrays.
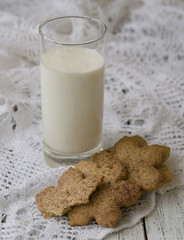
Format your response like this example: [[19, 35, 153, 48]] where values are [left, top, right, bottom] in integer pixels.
[[0, 0, 184, 239]]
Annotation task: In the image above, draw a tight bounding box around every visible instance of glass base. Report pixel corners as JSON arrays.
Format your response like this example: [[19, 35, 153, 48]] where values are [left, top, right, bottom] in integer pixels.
[[43, 142, 103, 165]]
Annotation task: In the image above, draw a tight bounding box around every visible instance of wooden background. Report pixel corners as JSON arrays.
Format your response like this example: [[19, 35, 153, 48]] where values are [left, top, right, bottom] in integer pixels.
[[105, 187, 184, 240]]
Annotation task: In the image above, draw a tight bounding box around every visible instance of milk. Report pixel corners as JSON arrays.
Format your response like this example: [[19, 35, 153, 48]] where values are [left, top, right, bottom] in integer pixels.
[[40, 47, 105, 154]]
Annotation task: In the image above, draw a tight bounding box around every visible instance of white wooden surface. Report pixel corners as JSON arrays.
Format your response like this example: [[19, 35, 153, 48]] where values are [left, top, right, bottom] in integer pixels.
[[104, 187, 184, 240], [105, 221, 145, 240]]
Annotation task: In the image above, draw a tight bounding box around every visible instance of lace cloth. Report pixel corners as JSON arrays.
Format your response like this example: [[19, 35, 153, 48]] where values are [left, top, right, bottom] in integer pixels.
[[0, 0, 184, 239]]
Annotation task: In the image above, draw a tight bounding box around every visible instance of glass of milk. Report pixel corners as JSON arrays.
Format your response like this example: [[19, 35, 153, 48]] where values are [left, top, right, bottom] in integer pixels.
[[39, 16, 107, 161]]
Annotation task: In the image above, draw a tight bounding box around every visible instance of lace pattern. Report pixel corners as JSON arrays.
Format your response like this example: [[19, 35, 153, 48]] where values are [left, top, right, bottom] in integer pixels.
[[0, 0, 184, 239]]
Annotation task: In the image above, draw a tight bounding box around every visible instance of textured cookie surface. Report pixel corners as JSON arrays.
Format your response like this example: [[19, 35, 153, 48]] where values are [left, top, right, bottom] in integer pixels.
[[75, 159, 127, 183], [36, 135, 173, 228], [114, 135, 170, 167], [36, 167, 102, 217], [68, 155, 141, 227], [92, 135, 172, 192], [68, 180, 141, 228]]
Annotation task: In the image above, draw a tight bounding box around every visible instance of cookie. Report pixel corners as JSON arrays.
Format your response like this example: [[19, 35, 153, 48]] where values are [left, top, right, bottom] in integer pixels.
[[91, 147, 114, 167], [68, 180, 141, 228], [36, 167, 103, 217], [157, 164, 173, 183], [68, 157, 140, 227], [36, 135, 173, 228], [114, 135, 170, 167], [92, 135, 172, 192], [75, 159, 127, 183]]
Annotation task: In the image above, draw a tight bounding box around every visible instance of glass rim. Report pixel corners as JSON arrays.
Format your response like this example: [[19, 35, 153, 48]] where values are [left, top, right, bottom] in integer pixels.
[[38, 15, 107, 46]]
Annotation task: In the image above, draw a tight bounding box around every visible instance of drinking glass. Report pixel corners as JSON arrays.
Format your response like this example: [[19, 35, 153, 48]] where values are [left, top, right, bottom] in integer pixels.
[[39, 16, 107, 160]]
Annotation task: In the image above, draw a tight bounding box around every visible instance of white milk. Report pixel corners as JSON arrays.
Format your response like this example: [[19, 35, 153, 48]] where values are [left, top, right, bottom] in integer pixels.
[[40, 47, 105, 154]]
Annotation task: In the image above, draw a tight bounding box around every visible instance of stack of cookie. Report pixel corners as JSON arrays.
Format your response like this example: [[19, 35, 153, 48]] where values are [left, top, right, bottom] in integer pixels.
[[36, 135, 173, 228]]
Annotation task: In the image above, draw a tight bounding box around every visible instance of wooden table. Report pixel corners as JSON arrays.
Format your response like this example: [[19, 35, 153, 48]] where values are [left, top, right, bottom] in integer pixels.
[[105, 187, 184, 240], [46, 157, 184, 240]]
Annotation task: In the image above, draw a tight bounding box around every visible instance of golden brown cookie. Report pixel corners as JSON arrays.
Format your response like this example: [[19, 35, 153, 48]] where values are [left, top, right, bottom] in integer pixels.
[[68, 156, 141, 227], [36, 135, 173, 229], [68, 180, 141, 228], [114, 135, 170, 167], [157, 164, 173, 183], [75, 159, 127, 183], [36, 167, 103, 217], [92, 135, 172, 192], [91, 147, 114, 167]]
